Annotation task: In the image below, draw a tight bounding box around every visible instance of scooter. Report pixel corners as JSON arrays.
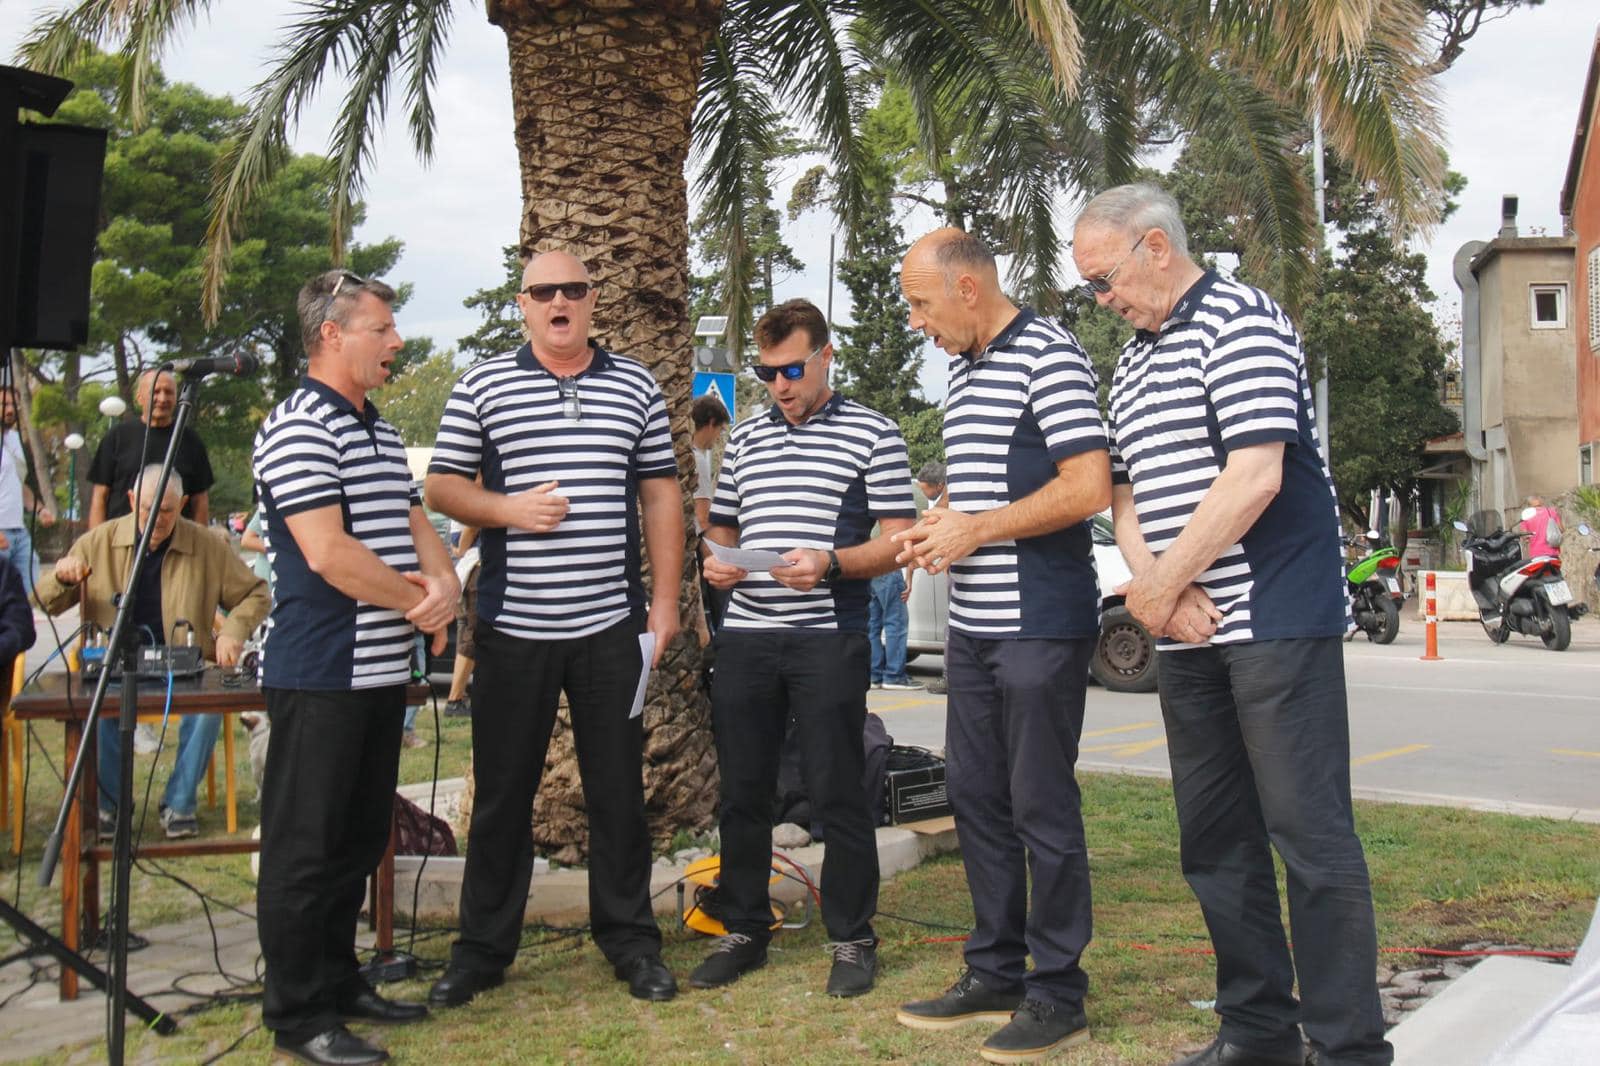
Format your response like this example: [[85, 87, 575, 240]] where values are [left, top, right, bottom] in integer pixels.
[[1452, 519, 1584, 651], [1343, 532, 1402, 644]]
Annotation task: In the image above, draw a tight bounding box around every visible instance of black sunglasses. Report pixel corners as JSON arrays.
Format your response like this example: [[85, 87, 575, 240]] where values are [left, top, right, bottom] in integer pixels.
[[522, 282, 591, 302], [1081, 233, 1146, 297], [750, 347, 822, 382]]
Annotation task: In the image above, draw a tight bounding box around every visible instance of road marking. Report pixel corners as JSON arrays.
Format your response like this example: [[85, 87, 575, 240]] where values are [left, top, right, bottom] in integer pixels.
[[1551, 748, 1600, 759], [1081, 737, 1167, 757], [1348, 682, 1600, 703], [1350, 744, 1430, 767], [870, 697, 940, 713], [1082, 721, 1157, 739]]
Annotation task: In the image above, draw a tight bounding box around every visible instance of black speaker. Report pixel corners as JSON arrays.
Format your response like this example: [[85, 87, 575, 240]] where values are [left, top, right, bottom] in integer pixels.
[[7, 122, 106, 349]]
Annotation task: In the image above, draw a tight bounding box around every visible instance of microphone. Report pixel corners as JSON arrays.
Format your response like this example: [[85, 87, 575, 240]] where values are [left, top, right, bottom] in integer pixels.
[[160, 352, 261, 378]]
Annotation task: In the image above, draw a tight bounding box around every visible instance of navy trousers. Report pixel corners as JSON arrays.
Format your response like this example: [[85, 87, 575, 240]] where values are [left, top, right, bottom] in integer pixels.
[[945, 631, 1093, 1009], [1159, 637, 1391, 1066]]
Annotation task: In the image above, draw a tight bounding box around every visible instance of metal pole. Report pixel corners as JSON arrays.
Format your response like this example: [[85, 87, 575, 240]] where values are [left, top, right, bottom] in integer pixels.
[[826, 234, 835, 324], [1312, 104, 1331, 467]]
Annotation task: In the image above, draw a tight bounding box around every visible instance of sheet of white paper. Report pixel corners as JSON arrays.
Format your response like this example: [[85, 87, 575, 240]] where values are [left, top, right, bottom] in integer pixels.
[[630, 633, 656, 720], [705, 538, 794, 572]]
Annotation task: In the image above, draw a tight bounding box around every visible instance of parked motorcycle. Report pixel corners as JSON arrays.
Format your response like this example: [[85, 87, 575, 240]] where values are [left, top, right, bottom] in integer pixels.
[[1343, 532, 1402, 644], [1452, 519, 1584, 651]]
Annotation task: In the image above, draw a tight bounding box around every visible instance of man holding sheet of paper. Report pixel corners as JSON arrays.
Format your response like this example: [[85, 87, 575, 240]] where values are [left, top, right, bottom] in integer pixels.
[[423, 250, 683, 1007], [694, 298, 917, 998]]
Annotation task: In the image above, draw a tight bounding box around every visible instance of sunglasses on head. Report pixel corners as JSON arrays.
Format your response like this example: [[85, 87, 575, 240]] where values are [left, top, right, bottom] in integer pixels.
[[1080, 233, 1146, 297], [750, 346, 823, 382], [521, 282, 591, 302]]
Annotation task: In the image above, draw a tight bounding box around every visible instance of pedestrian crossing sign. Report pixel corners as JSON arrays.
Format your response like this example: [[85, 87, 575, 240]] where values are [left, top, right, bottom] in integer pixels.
[[693, 371, 736, 415]]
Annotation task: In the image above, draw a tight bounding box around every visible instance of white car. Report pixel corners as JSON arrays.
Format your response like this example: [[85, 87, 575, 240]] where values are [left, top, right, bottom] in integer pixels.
[[903, 503, 1157, 693]]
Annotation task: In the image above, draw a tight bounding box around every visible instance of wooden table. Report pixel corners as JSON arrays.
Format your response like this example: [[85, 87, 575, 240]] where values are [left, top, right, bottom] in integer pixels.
[[12, 670, 423, 999]]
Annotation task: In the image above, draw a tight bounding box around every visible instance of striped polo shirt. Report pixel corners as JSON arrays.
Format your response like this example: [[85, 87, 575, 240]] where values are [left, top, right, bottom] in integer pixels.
[[429, 342, 676, 639], [253, 378, 420, 690], [709, 394, 916, 633], [943, 309, 1108, 639], [1106, 270, 1350, 646]]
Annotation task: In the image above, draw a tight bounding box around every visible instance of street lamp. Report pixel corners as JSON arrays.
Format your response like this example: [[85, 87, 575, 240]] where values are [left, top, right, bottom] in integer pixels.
[[98, 395, 126, 420], [63, 433, 84, 535]]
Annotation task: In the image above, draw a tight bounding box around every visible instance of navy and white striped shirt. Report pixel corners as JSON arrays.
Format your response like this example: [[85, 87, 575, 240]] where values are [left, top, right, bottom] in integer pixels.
[[709, 395, 916, 633], [253, 378, 420, 690], [944, 309, 1108, 639], [429, 343, 676, 639], [1106, 271, 1350, 646]]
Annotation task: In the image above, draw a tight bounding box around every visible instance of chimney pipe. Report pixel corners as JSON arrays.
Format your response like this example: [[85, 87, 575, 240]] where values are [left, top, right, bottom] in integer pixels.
[[1499, 195, 1519, 239]]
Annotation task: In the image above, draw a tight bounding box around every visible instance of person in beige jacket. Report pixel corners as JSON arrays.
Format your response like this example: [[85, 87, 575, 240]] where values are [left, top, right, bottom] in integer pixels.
[[37, 465, 268, 839]]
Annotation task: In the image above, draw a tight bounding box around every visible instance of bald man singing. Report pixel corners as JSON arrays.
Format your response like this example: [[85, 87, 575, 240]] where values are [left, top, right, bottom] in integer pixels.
[[424, 251, 683, 1007]]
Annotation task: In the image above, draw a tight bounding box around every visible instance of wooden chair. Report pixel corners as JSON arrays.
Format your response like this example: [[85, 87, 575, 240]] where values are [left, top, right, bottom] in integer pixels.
[[3, 654, 28, 854]]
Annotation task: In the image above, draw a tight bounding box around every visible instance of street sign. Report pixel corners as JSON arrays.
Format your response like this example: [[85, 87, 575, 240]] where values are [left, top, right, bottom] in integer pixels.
[[693, 371, 736, 416]]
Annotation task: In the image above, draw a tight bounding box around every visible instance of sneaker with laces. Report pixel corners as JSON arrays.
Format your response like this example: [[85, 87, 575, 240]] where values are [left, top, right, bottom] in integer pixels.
[[443, 699, 471, 718], [688, 932, 768, 989], [882, 679, 925, 690], [896, 968, 1025, 1030], [824, 938, 877, 997], [401, 729, 427, 749], [159, 805, 199, 840], [927, 678, 949, 695], [979, 997, 1089, 1063]]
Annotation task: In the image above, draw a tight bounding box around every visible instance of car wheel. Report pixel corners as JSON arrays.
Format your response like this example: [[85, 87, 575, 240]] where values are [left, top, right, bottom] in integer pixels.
[[1091, 606, 1157, 693]]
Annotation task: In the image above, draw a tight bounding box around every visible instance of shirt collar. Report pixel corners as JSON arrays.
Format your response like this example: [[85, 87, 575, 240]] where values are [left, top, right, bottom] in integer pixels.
[[960, 307, 1036, 362], [300, 375, 381, 424], [765, 391, 845, 425], [1141, 269, 1223, 340], [515, 339, 614, 378]]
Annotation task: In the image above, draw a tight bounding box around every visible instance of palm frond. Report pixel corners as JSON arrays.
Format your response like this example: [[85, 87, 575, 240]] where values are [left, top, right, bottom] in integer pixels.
[[1006, 0, 1081, 92]]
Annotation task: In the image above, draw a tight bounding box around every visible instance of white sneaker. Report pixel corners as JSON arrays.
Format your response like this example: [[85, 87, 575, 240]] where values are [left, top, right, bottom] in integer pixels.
[[882, 679, 925, 691], [132, 724, 160, 754]]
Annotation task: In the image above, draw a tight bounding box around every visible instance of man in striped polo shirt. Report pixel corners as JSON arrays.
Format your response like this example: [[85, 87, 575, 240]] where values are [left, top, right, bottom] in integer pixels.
[[424, 250, 683, 1007], [1078, 183, 1390, 1066], [894, 230, 1111, 1063], [691, 299, 916, 998], [253, 270, 459, 1066]]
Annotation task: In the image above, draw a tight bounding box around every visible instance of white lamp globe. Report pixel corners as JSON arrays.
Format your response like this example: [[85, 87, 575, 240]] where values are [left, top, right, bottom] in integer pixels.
[[98, 396, 127, 418], [64, 433, 85, 451]]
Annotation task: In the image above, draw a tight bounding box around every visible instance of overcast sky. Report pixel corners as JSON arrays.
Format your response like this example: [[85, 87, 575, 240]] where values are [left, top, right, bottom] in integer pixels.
[[3, 1, 1596, 403]]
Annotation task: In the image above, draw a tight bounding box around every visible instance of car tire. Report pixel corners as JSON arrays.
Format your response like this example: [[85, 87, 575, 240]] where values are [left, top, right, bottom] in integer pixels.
[[1090, 606, 1157, 693]]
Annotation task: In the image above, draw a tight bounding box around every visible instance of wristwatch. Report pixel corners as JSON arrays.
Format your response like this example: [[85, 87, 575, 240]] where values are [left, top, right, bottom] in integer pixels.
[[823, 549, 842, 584]]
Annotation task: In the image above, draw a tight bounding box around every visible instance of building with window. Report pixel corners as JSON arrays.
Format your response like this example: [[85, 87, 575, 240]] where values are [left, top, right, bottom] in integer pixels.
[[1560, 26, 1600, 487], [1454, 197, 1577, 520]]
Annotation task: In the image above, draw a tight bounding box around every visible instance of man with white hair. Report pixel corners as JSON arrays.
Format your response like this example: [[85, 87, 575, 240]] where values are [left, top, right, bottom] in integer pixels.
[[37, 465, 268, 841], [1077, 181, 1390, 1066]]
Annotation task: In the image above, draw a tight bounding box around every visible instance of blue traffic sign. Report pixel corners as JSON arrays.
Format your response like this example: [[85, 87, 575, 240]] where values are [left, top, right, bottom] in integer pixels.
[[692, 371, 736, 416]]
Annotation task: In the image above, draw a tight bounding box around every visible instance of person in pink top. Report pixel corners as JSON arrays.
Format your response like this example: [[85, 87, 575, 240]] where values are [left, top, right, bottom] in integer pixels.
[[1519, 495, 1562, 558]]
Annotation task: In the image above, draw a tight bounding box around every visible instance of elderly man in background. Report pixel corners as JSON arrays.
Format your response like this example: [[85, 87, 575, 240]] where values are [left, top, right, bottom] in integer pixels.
[[37, 467, 268, 840], [1080, 181, 1390, 1066]]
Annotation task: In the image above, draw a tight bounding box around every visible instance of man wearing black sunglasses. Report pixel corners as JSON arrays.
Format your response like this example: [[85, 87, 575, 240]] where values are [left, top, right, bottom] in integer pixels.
[[423, 250, 683, 1009], [1080, 183, 1389, 1066], [693, 298, 917, 999]]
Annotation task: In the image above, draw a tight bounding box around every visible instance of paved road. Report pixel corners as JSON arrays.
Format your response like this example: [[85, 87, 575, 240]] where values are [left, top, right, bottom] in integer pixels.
[[873, 619, 1600, 821]]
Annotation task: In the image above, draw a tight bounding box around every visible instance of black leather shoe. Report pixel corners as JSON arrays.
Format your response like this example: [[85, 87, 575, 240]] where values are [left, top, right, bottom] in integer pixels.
[[427, 966, 504, 1008], [614, 953, 678, 1001], [274, 1025, 388, 1065], [338, 986, 429, 1025], [1169, 1037, 1306, 1066]]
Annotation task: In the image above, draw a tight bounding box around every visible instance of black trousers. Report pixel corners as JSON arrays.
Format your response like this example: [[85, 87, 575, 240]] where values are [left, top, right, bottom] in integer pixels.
[[257, 685, 405, 1041], [450, 618, 661, 972], [1159, 637, 1391, 1066], [945, 631, 1093, 1010], [711, 629, 878, 942]]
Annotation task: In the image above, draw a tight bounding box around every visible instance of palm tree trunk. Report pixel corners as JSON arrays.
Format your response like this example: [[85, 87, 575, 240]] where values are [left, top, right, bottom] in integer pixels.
[[483, 0, 723, 860]]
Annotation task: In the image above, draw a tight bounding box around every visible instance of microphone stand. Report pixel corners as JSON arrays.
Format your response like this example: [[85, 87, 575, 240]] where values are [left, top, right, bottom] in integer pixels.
[[37, 373, 204, 1060]]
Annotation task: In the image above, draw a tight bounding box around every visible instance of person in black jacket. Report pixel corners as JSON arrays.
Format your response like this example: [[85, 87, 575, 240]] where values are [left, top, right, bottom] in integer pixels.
[[0, 552, 36, 691]]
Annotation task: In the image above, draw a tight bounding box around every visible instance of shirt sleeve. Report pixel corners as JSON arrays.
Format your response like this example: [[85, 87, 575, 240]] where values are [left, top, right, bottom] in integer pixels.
[[708, 427, 742, 529], [1029, 330, 1108, 462], [253, 414, 344, 518], [428, 377, 484, 478], [866, 425, 917, 520], [633, 382, 677, 479], [1201, 303, 1306, 452]]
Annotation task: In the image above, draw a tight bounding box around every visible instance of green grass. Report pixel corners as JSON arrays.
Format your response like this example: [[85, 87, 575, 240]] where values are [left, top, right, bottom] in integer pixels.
[[4, 723, 1597, 1063]]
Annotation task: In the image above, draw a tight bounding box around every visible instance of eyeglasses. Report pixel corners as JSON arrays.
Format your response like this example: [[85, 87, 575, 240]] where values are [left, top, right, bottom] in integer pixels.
[[522, 282, 591, 302], [750, 347, 823, 382], [323, 270, 367, 320], [557, 376, 581, 421], [1080, 233, 1146, 296]]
